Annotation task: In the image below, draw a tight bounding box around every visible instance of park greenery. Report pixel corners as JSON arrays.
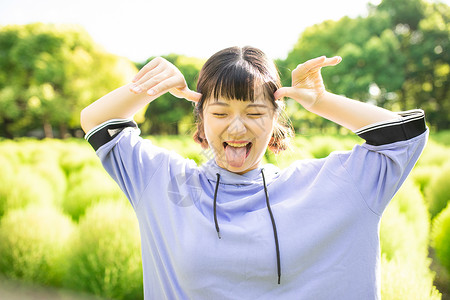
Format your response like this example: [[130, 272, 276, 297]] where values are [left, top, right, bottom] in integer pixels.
[[0, 133, 449, 299], [0, 0, 448, 138], [0, 0, 449, 298]]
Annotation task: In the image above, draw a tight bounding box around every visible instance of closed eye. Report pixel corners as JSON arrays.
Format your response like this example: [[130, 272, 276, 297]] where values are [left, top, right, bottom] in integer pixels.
[[212, 113, 227, 117], [248, 113, 264, 117]]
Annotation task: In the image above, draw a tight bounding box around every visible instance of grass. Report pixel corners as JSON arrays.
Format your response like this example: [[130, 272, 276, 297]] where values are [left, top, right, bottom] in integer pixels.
[[0, 130, 448, 299]]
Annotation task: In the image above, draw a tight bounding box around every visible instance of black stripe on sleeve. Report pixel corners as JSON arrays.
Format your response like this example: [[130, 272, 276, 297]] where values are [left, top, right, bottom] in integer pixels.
[[85, 119, 138, 151], [354, 109, 426, 146]]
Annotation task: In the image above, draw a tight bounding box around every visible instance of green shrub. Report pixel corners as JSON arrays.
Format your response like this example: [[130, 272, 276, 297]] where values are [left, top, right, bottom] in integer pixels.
[[0, 141, 22, 165], [59, 141, 100, 176], [65, 201, 143, 300], [0, 140, 68, 218], [432, 203, 450, 274], [24, 142, 68, 202], [380, 179, 441, 297], [63, 165, 125, 221], [0, 206, 74, 286], [431, 130, 450, 146], [0, 155, 16, 218], [290, 135, 314, 159], [381, 255, 441, 300], [1, 166, 58, 217], [308, 136, 343, 158], [411, 165, 441, 194], [426, 162, 450, 219], [381, 179, 430, 263], [417, 140, 450, 167]]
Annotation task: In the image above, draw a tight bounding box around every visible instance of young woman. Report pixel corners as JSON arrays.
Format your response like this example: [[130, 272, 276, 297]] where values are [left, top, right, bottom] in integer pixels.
[[80, 46, 427, 299]]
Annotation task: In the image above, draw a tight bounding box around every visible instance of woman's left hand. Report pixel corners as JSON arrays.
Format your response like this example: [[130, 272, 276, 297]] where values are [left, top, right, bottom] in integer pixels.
[[274, 56, 341, 109]]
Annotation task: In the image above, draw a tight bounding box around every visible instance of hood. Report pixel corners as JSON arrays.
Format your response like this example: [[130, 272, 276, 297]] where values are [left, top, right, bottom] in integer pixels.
[[199, 158, 282, 284], [200, 159, 280, 186]]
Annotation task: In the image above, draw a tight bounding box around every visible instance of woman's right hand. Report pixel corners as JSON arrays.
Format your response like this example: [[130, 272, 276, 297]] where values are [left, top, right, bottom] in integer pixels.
[[130, 57, 201, 102]]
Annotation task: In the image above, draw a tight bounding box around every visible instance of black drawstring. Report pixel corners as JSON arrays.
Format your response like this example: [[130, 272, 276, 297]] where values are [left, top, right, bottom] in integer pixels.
[[261, 168, 281, 285], [213, 173, 221, 239], [212, 170, 281, 284]]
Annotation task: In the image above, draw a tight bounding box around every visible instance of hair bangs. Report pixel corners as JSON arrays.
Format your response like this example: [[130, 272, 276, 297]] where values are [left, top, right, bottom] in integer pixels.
[[206, 65, 278, 104], [210, 62, 256, 102]]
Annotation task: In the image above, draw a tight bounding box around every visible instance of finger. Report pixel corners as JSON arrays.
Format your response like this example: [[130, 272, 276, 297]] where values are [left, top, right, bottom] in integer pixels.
[[291, 57, 324, 80], [182, 89, 202, 102], [133, 63, 165, 88], [147, 76, 186, 96], [170, 85, 201, 102], [132, 57, 165, 83], [322, 56, 342, 67], [274, 87, 295, 100], [144, 71, 177, 95], [294, 56, 326, 73], [130, 70, 170, 94], [292, 56, 342, 80]]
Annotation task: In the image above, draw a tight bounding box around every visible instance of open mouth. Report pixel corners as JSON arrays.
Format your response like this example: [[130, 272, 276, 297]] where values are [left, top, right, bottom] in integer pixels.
[[223, 142, 253, 158]]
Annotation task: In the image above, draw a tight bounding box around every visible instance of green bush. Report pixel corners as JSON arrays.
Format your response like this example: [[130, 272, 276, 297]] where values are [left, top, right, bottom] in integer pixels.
[[0, 140, 70, 219], [431, 130, 450, 146], [0, 155, 16, 218], [63, 165, 125, 221], [380, 179, 440, 298], [307, 136, 343, 158], [432, 203, 450, 274], [291, 135, 315, 158], [425, 163, 450, 219], [58, 141, 100, 176], [65, 201, 143, 300], [381, 179, 430, 266], [0, 206, 74, 286], [1, 166, 58, 217], [24, 142, 68, 202], [381, 255, 441, 300], [411, 165, 441, 194], [417, 140, 450, 168]]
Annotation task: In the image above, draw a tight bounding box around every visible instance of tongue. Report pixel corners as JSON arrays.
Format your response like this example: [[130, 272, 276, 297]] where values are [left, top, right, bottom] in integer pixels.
[[224, 145, 247, 167]]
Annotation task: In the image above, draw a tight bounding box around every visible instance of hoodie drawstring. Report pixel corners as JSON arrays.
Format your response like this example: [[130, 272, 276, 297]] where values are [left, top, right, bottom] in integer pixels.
[[212, 170, 281, 284], [213, 173, 221, 239], [261, 168, 281, 285]]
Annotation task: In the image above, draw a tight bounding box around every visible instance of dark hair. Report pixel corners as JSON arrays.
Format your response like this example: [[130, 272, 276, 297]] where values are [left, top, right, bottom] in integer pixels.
[[193, 46, 293, 153]]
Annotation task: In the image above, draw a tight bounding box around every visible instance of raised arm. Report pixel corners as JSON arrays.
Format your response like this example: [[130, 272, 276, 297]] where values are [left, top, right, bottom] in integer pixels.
[[274, 56, 399, 131], [80, 57, 201, 134]]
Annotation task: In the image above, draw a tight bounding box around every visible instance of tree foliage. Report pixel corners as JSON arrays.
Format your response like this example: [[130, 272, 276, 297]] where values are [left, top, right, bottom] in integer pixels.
[[0, 0, 448, 138], [0, 23, 137, 138], [280, 0, 449, 131]]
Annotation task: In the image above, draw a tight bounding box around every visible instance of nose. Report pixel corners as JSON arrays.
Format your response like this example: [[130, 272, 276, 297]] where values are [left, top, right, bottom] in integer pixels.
[[227, 116, 247, 137]]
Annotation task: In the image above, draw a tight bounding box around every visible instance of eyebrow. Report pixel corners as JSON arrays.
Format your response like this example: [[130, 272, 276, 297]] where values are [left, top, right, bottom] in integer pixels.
[[208, 102, 230, 107], [247, 104, 269, 108], [208, 102, 269, 108]]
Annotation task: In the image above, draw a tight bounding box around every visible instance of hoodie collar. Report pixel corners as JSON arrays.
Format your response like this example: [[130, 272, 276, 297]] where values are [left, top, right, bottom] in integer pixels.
[[204, 158, 283, 284], [200, 159, 280, 185]]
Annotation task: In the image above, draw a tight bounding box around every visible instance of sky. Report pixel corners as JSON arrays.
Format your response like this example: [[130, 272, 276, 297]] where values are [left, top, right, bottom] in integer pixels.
[[1, 0, 448, 62]]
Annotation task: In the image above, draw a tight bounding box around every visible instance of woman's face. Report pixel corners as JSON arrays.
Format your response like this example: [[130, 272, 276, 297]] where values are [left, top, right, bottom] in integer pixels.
[[203, 91, 276, 174]]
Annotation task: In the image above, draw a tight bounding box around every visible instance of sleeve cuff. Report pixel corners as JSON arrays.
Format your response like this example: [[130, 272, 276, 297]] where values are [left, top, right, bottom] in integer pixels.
[[84, 119, 139, 151], [354, 109, 426, 146]]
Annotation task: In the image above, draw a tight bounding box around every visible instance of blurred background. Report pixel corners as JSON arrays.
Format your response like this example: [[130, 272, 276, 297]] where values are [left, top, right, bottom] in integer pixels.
[[0, 0, 449, 299], [0, 0, 448, 138]]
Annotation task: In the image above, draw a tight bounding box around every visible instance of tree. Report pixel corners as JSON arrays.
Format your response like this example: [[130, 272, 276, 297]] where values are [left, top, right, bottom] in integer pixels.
[[0, 23, 137, 138], [280, 0, 449, 131]]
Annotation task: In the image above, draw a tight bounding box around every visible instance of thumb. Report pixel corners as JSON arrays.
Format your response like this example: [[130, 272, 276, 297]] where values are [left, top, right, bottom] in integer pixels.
[[274, 87, 296, 100], [177, 86, 202, 102], [184, 90, 202, 102], [170, 87, 202, 102]]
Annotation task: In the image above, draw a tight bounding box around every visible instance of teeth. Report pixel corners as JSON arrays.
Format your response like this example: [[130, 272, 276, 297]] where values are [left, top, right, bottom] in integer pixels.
[[227, 142, 249, 147]]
